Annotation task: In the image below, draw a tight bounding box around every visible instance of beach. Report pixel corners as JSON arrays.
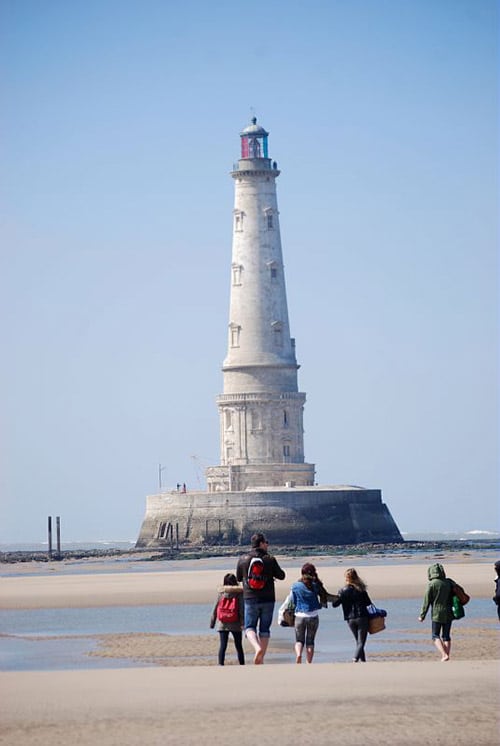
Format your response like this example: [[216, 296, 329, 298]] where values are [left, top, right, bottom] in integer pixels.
[[0, 553, 498, 745]]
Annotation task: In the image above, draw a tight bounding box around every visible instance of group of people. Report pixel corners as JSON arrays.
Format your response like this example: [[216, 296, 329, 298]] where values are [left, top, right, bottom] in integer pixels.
[[210, 532, 500, 666], [210, 532, 378, 666]]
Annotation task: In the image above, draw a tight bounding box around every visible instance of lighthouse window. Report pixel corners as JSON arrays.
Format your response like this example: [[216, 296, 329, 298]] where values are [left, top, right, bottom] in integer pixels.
[[230, 324, 241, 347], [283, 445, 290, 459], [249, 137, 261, 158], [234, 211, 244, 232], [283, 410, 288, 427], [232, 264, 242, 285], [264, 208, 274, 230], [272, 321, 283, 347], [267, 260, 278, 281], [225, 410, 232, 430]]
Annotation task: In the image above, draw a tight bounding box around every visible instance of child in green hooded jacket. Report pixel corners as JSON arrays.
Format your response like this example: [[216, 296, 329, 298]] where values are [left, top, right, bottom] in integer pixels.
[[418, 563, 455, 661]]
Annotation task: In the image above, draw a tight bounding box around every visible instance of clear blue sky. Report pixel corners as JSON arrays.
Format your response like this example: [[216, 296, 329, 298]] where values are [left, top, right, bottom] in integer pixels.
[[1, 0, 498, 542]]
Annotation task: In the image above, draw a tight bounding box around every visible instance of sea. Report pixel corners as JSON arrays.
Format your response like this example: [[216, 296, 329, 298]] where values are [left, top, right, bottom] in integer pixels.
[[1, 529, 499, 553], [1, 531, 498, 672]]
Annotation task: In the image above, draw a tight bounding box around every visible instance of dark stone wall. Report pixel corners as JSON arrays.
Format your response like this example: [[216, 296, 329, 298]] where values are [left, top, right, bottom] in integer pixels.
[[136, 488, 403, 547]]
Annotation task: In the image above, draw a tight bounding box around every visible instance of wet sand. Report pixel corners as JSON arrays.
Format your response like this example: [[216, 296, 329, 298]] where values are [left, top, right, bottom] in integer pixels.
[[0, 558, 493, 608]]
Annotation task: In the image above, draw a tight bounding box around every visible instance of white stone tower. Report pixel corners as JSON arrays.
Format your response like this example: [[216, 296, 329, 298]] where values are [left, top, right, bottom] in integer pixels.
[[136, 117, 403, 547], [206, 118, 315, 492]]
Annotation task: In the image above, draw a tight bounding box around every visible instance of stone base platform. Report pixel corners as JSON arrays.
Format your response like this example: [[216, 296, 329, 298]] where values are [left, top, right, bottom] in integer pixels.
[[135, 485, 403, 547]]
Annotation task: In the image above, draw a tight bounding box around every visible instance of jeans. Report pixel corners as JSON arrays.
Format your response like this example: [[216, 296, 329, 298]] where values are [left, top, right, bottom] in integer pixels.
[[347, 617, 369, 661], [295, 615, 319, 647], [218, 630, 245, 665], [244, 599, 275, 638], [431, 621, 452, 641]]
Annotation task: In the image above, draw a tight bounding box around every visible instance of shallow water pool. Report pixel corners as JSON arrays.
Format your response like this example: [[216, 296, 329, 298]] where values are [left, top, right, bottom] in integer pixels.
[[0, 597, 492, 670]]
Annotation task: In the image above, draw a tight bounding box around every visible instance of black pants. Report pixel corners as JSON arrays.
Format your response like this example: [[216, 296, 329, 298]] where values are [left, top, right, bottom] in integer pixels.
[[218, 630, 245, 665], [347, 617, 369, 662]]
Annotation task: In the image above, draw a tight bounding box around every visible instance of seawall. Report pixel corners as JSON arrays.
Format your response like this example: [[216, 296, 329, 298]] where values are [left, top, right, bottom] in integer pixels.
[[136, 486, 403, 547]]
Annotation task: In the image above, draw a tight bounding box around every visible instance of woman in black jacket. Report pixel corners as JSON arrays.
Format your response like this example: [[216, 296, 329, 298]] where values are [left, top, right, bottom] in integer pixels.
[[333, 568, 372, 662], [494, 561, 500, 621]]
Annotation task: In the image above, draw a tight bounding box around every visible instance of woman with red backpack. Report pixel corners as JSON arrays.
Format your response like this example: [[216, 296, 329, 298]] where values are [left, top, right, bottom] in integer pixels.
[[210, 573, 245, 666]]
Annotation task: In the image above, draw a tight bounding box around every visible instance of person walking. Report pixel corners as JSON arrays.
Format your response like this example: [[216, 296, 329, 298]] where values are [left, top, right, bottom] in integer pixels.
[[494, 561, 500, 622], [236, 532, 285, 664], [209, 573, 245, 666], [290, 562, 327, 664], [418, 563, 454, 661], [332, 568, 372, 662]]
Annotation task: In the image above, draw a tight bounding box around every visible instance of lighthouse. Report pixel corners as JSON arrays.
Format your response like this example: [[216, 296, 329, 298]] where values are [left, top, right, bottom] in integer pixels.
[[135, 118, 403, 547], [206, 118, 315, 492]]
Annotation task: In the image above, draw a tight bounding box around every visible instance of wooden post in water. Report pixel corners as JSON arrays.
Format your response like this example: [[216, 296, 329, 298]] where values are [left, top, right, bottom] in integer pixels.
[[47, 516, 53, 559], [56, 516, 61, 557]]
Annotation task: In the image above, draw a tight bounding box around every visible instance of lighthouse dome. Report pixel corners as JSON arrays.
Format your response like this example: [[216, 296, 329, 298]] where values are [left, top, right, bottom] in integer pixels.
[[241, 117, 269, 137]]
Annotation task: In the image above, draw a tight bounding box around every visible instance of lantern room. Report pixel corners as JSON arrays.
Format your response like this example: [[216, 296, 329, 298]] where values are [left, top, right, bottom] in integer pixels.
[[240, 117, 269, 159]]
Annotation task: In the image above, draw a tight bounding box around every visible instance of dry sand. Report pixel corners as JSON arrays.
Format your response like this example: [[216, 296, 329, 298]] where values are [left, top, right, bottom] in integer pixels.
[[0, 555, 498, 745], [1, 662, 497, 746]]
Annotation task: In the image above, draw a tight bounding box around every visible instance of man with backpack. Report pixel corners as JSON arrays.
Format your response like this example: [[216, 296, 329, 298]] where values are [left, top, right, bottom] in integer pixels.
[[236, 532, 286, 664]]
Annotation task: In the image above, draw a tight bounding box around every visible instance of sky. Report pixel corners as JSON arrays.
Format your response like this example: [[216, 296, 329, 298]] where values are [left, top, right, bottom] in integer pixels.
[[1, 0, 498, 543]]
